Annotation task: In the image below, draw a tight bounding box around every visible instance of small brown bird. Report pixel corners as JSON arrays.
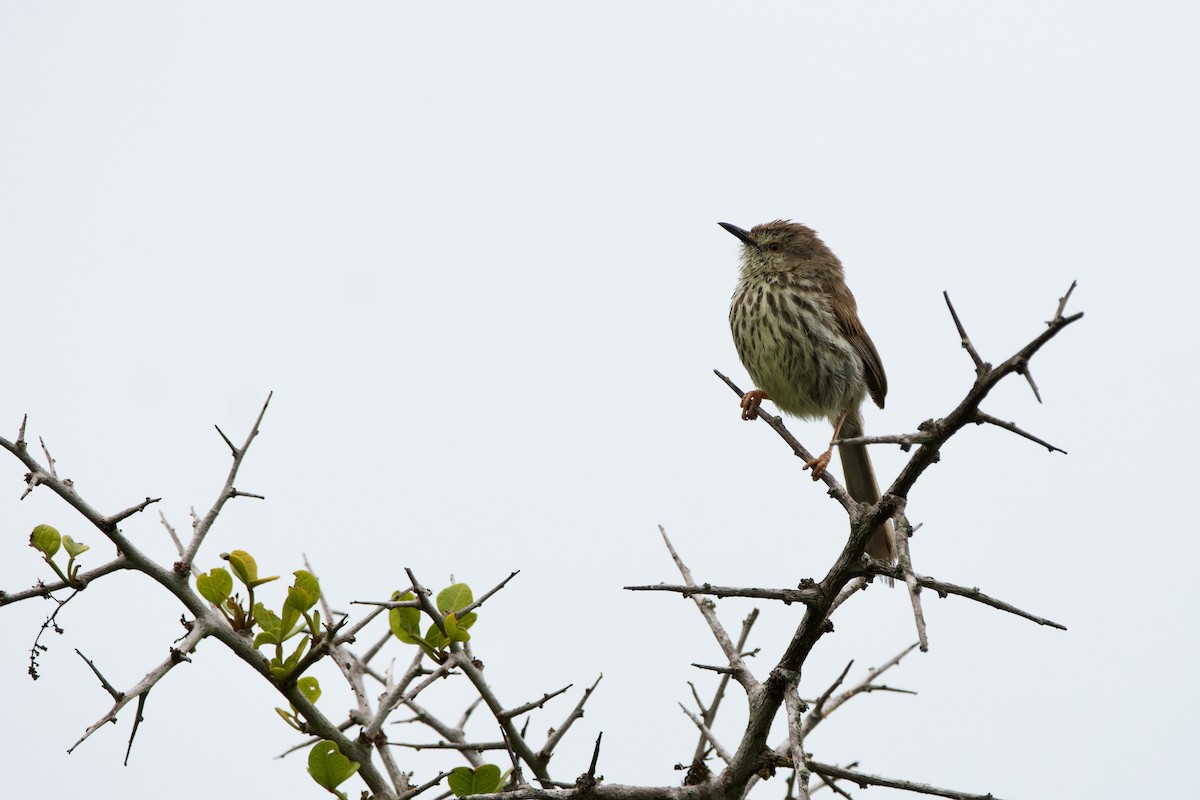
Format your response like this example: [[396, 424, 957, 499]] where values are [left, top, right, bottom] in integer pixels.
[[721, 220, 896, 565]]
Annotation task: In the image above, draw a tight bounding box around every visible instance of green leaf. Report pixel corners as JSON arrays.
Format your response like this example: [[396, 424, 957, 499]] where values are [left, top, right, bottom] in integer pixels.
[[445, 611, 471, 643], [29, 524, 61, 557], [297, 676, 321, 704], [308, 740, 360, 793], [425, 621, 448, 651], [196, 568, 233, 605], [287, 570, 321, 613], [222, 549, 278, 588], [457, 611, 478, 631], [61, 535, 89, 558], [279, 603, 301, 642], [222, 550, 257, 585], [437, 583, 473, 614], [256, 603, 282, 641], [388, 592, 422, 644], [448, 764, 504, 796]]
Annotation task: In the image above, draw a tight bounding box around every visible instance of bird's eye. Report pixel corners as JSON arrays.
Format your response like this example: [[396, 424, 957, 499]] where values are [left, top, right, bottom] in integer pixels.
[[766, 242, 781, 252]]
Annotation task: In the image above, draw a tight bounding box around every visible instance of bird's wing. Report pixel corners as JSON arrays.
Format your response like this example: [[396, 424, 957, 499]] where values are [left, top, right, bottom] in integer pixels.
[[831, 285, 888, 409]]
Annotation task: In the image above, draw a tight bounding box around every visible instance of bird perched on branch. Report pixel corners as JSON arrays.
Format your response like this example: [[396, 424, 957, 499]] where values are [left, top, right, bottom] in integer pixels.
[[720, 219, 895, 565]]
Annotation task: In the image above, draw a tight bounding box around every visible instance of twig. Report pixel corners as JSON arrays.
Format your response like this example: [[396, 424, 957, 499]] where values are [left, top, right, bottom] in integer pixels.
[[713, 371, 855, 514], [180, 392, 273, 569], [538, 674, 602, 762], [678, 704, 731, 764], [783, 684, 811, 800], [652, 526, 759, 691], [808, 761, 1005, 800], [625, 583, 817, 605], [943, 292, 987, 374], [459, 570, 520, 617], [68, 620, 207, 753], [501, 684, 573, 721], [893, 518, 929, 652], [904, 574, 1067, 630], [398, 770, 452, 800], [1, 556, 131, 607], [75, 649, 123, 700], [803, 644, 919, 736], [973, 412, 1066, 454], [692, 609, 758, 763], [123, 691, 150, 765], [405, 568, 447, 638], [808, 660, 853, 723], [390, 741, 508, 752]]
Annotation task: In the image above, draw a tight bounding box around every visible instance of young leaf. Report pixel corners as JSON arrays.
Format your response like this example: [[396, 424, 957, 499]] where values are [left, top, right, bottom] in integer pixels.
[[388, 592, 421, 643], [29, 524, 61, 557], [437, 583, 473, 614], [448, 764, 504, 796], [221, 549, 278, 589], [255, 603, 282, 641], [196, 568, 233, 605], [61, 535, 89, 558], [279, 603, 301, 642], [297, 676, 322, 704], [308, 740, 360, 794], [445, 611, 470, 643], [287, 569, 321, 613], [254, 630, 279, 649], [425, 621, 449, 651], [222, 550, 258, 586]]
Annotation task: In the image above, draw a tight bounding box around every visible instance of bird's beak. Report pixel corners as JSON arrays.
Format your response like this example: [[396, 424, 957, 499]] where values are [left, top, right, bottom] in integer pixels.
[[718, 222, 759, 250]]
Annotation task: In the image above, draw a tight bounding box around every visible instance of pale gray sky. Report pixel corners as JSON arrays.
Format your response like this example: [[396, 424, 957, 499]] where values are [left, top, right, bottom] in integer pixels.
[[2, 3, 1196, 798]]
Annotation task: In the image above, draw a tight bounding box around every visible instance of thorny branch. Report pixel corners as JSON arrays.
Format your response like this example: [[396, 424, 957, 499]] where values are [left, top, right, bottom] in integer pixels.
[[1, 286, 1079, 800]]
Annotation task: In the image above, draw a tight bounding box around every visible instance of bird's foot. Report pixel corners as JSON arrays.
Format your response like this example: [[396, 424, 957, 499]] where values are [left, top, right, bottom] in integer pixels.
[[803, 447, 833, 480], [739, 389, 769, 421]]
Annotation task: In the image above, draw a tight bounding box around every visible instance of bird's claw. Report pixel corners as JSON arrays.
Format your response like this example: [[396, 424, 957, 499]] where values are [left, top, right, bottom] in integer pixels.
[[740, 390, 768, 421], [804, 448, 833, 481]]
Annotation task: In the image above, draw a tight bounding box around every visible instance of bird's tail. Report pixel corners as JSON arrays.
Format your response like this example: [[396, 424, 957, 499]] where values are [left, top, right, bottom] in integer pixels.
[[838, 408, 896, 578]]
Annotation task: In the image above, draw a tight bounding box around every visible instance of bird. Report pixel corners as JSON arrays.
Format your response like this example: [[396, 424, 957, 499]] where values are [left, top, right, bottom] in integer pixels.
[[720, 219, 896, 565]]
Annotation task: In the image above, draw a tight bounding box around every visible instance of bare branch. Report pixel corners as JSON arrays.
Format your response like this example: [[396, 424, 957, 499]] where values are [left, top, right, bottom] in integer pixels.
[[390, 741, 508, 752], [678, 704, 731, 764], [973, 412, 1066, 454], [539, 674, 602, 762], [808, 660, 853, 723], [122, 691, 150, 766], [653, 526, 759, 691], [893, 518, 929, 652], [460, 570, 520, 617], [808, 761, 1006, 800], [180, 391, 273, 569], [68, 619, 208, 753], [803, 644, 919, 736], [501, 684, 573, 721], [450, 648, 550, 783], [39, 436, 59, 478], [943, 292, 987, 374], [783, 684, 811, 800], [75, 649, 123, 700], [899, 573, 1067, 630], [405, 568, 448, 638], [713, 371, 855, 514], [397, 770, 452, 800], [692, 609, 758, 763], [625, 582, 817, 605], [1, 556, 131, 607], [101, 496, 161, 528], [828, 577, 867, 615], [1051, 280, 1078, 321]]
